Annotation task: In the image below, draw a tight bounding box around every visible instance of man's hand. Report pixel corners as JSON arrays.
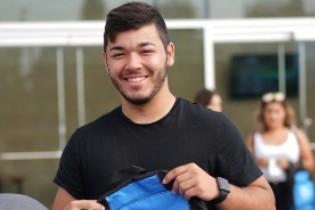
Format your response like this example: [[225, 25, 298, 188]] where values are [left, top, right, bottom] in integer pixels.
[[51, 188, 105, 210], [162, 162, 219, 201], [62, 200, 105, 210]]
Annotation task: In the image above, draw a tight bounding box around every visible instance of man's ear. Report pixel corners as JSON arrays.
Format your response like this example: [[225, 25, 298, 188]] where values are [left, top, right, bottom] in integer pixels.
[[166, 42, 175, 67], [102, 51, 110, 73]]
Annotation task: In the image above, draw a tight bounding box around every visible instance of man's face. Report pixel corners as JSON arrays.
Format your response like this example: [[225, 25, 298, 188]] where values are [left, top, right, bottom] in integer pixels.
[[103, 24, 175, 105]]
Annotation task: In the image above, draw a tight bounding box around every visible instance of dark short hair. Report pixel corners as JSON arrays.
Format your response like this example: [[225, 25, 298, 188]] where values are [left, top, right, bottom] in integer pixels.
[[194, 88, 218, 107], [103, 2, 169, 51]]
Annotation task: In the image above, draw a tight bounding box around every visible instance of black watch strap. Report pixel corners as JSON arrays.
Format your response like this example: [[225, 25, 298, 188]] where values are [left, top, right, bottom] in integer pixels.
[[212, 177, 230, 204]]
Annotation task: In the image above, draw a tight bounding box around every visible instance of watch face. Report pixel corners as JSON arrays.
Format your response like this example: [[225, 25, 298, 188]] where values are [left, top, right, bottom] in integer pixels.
[[213, 177, 230, 204], [217, 177, 230, 192]]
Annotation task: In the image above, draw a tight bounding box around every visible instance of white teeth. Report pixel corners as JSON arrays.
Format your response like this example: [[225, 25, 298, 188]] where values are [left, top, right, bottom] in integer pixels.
[[127, 77, 145, 82]]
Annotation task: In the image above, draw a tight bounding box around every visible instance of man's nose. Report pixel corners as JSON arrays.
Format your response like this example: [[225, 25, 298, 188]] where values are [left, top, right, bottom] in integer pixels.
[[125, 52, 142, 70]]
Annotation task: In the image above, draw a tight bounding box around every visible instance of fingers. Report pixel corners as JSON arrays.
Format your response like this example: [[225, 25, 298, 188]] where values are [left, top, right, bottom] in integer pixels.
[[163, 164, 189, 185], [163, 163, 201, 197], [162, 163, 217, 201], [184, 187, 199, 199], [173, 172, 194, 194], [65, 200, 105, 210], [163, 163, 199, 184], [177, 177, 196, 197]]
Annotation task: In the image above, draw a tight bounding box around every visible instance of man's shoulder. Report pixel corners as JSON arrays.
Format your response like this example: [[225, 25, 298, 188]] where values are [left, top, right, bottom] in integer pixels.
[[76, 106, 122, 135], [178, 97, 223, 121]]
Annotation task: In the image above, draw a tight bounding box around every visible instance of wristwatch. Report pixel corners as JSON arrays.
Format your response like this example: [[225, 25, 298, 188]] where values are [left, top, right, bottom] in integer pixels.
[[212, 177, 230, 204]]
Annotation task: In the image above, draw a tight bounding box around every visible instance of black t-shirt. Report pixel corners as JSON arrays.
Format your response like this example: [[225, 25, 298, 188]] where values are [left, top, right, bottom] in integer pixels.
[[54, 98, 262, 209]]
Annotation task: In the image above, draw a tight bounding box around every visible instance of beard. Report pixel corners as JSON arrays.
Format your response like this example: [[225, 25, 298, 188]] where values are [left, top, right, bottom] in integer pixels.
[[109, 66, 167, 105]]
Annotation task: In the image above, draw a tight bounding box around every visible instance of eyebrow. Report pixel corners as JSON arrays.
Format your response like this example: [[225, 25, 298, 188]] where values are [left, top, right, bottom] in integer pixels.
[[109, 42, 156, 52], [109, 46, 124, 52], [138, 42, 156, 48]]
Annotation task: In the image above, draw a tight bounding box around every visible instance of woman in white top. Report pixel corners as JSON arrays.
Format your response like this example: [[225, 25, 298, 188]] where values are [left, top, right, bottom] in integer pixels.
[[246, 92, 314, 210]]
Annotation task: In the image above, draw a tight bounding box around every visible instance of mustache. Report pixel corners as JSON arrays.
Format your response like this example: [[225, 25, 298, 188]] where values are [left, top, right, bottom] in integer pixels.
[[120, 69, 151, 77]]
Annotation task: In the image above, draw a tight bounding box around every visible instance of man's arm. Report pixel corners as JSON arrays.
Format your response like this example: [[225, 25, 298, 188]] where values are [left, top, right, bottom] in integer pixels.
[[217, 176, 275, 210], [163, 163, 275, 210], [51, 187, 105, 210]]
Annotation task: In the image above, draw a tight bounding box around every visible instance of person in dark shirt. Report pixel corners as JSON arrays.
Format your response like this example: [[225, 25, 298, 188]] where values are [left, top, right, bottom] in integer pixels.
[[52, 2, 275, 210]]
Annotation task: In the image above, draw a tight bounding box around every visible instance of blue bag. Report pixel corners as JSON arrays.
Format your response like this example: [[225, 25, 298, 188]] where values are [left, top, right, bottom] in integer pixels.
[[97, 166, 208, 210], [291, 169, 315, 210]]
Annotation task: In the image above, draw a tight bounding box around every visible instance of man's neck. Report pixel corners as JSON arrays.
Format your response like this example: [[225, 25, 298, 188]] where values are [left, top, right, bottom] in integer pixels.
[[121, 86, 176, 124]]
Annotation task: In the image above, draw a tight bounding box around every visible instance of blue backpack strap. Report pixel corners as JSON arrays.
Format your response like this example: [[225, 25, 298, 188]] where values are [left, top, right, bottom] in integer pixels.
[[97, 166, 208, 210], [119, 165, 147, 176], [97, 166, 169, 208]]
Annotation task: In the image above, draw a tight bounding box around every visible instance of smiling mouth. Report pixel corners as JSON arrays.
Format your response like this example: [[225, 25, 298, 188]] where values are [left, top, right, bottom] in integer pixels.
[[124, 76, 148, 82]]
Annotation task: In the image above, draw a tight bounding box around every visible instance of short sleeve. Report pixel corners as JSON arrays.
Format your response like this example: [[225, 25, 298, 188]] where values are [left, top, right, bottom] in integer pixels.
[[215, 114, 262, 186], [53, 130, 85, 199]]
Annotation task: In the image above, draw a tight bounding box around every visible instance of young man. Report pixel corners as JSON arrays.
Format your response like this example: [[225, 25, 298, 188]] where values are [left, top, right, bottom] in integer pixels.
[[52, 2, 275, 210]]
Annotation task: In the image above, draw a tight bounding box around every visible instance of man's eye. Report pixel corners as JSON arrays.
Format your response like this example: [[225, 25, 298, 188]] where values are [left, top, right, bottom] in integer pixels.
[[142, 49, 154, 54], [112, 53, 124, 58]]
